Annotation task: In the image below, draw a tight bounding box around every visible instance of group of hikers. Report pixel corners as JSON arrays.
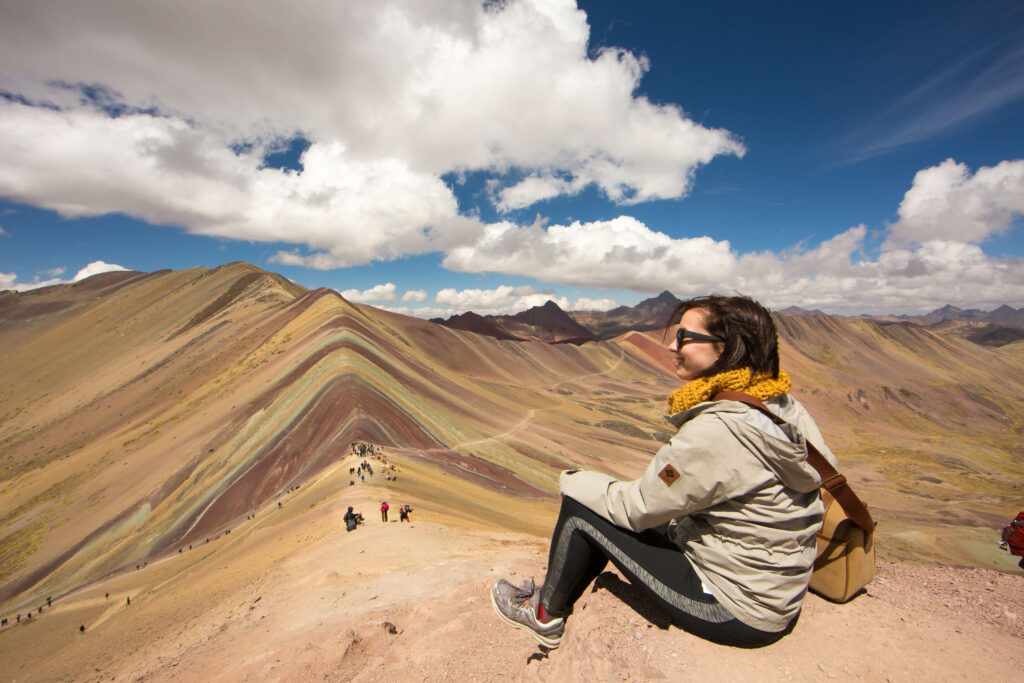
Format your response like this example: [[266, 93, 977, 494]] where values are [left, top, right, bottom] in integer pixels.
[[348, 442, 401, 485], [342, 442, 413, 532], [351, 441, 384, 457], [380, 501, 414, 522], [0, 595, 52, 629], [343, 501, 414, 531], [349, 459, 376, 484], [0, 593, 128, 635]]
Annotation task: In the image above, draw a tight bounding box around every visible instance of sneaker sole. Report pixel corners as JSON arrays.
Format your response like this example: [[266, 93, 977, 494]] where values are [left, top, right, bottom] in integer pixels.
[[490, 590, 562, 649]]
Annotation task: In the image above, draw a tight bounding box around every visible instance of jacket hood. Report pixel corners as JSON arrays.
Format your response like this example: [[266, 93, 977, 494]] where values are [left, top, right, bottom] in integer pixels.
[[668, 399, 821, 493]]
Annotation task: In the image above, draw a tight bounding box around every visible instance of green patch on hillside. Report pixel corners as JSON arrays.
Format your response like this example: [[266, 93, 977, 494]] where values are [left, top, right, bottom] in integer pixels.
[[597, 420, 654, 440], [0, 471, 85, 530], [0, 516, 49, 581]]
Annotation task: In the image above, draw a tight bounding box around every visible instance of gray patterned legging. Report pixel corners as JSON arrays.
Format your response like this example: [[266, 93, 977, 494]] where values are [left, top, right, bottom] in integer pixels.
[[538, 496, 792, 647]]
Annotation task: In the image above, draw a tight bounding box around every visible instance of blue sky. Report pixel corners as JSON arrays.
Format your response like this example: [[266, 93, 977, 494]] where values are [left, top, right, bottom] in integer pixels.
[[1, 0, 1022, 316]]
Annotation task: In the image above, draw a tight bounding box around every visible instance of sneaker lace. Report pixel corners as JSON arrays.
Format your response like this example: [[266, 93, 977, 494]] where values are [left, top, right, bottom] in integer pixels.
[[512, 578, 537, 605]]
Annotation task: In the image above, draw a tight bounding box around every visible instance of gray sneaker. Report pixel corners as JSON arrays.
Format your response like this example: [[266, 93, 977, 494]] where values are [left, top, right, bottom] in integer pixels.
[[490, 577, 565, 649]]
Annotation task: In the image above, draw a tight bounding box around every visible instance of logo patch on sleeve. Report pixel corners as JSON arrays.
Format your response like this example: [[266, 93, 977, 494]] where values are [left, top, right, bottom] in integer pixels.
[[658, 464, 680, 486]]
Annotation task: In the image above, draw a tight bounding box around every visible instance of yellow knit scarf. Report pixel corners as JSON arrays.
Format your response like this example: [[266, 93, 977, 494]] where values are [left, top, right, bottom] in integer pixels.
[[667, 367, 792, 415]]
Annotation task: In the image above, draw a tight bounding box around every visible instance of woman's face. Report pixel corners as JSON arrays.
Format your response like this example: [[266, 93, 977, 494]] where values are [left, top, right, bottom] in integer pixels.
[[669, 308, 724, 382]]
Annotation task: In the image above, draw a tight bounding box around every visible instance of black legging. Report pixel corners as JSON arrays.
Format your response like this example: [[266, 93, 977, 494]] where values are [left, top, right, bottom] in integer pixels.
[[538, 496, 792, 647]]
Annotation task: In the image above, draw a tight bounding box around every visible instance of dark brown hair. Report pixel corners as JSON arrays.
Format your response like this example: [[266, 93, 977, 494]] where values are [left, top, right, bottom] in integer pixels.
[[667, 294, 780, 379]]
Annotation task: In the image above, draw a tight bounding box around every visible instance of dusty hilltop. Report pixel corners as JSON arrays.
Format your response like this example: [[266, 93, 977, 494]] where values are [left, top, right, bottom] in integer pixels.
[[2, 264, 1024, 680], [0, 452, 1021, 682]]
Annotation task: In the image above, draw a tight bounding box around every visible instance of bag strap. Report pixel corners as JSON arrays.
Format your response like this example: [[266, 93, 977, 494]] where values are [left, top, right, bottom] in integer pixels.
[[714, 390, 876, 532]]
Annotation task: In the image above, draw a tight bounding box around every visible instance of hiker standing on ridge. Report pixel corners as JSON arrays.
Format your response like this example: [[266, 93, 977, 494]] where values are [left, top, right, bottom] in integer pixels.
[[492, 295, 837, 649], [380, 501, 389, 522]]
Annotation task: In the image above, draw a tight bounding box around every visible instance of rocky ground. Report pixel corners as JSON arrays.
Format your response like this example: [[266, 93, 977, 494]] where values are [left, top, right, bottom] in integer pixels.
[[1, 469, 1021, 682]]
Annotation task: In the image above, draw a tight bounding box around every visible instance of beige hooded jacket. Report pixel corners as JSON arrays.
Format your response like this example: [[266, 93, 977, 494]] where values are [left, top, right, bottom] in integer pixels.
[[558, 394, 836, 632]]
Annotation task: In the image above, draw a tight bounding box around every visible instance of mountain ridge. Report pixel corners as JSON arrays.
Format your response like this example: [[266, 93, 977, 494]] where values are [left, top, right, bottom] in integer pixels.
[[1, 262, 1022, 679], [441, 294, 1024, 348]]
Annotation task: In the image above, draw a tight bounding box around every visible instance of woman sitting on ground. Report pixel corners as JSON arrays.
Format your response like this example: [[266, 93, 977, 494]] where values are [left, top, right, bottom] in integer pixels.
[[491, 294, 836, 649], [344, 506, 361, 532]]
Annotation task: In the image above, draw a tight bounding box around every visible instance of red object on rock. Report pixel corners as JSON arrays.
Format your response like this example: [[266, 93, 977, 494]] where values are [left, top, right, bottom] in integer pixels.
[[1001, 512, 1024, 556]]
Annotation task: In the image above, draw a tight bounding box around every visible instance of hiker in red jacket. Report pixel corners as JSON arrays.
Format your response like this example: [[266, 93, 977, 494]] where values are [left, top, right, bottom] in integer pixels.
[[381, 501, 389, 522]]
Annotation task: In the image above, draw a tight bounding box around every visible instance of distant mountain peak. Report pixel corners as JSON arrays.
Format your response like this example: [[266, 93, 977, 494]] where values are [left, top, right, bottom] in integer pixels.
[[514, 299, 568, 321], [566, 291, 679, 339], [636, 291, 680, 311], [434, 311, 520, 340], [893, 303, 1024, 331], [508, 300, 595, 341]]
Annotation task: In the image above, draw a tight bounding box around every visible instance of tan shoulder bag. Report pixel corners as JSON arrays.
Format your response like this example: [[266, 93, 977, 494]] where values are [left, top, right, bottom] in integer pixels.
[[714, 391, 876, 602]]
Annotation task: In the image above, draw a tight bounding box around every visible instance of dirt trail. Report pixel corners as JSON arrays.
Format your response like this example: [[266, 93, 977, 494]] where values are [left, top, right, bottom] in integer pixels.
[[450, 347, 629, 451]]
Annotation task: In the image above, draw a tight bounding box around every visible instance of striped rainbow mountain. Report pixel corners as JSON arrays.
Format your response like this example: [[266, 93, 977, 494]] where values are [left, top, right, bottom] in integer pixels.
[[2, 262, 1022, 609]]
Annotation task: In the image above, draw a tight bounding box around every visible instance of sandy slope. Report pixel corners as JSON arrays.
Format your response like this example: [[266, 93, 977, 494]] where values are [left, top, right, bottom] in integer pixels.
[[1, 456, 1020, 682], [3, 265, 1024, 681]]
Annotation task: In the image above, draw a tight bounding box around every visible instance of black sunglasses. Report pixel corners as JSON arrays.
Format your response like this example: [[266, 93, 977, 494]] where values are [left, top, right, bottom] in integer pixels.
[[676, 328, 724, 346]]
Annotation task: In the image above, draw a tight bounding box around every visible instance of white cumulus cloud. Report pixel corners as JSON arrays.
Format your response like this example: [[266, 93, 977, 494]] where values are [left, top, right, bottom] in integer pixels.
[[339, 282, 398, 303], [886, 158, 1024, 248], [0, 260, 128, 291], [444, 159, 1024, 314], [573, 297, 619, 311], [495, 174, 578, 211], [443, 215, 736, 291], [382, 286, 616, 317], [0, 0, 742, 268], [435, 284, 569, 315], [373, 304, 461, 320], [9, 276, 67, 291], [73, 260, 128, 281]]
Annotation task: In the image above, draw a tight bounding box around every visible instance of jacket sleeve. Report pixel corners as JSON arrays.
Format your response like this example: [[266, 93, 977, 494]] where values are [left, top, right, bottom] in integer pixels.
[[559, 413, 773, 532]]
